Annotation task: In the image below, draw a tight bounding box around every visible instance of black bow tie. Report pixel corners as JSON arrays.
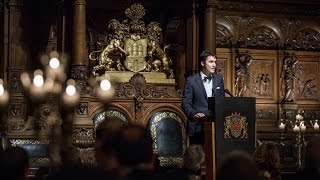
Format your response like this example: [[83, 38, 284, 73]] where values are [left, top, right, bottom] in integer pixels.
[[203, 76, 212, 82]]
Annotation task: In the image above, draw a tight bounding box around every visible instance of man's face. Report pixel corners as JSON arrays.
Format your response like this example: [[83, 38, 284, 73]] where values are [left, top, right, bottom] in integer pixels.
[[201, 55, 216, 75]]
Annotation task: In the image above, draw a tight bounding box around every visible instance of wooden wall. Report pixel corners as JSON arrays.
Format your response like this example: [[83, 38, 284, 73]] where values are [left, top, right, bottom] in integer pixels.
[[0, 0, 320, 174]]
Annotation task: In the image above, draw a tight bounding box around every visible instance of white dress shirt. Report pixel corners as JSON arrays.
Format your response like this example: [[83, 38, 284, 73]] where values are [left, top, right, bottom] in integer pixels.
[[200, 71, 213, 97]]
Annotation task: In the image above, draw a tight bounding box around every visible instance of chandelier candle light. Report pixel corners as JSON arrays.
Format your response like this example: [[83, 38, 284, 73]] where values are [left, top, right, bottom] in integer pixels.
[[294, 113, 304, 171], [278, 111, 320, 171], [0, 79, 9, 107]]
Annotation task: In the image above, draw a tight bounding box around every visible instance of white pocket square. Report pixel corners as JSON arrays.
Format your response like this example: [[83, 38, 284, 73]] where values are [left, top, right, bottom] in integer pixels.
[[216, 87, 220, 89]]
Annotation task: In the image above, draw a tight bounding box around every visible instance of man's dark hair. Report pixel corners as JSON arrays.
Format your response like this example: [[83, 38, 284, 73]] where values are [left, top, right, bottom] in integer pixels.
[[199, 50, 216, 62], [113, 125, 154, 167]]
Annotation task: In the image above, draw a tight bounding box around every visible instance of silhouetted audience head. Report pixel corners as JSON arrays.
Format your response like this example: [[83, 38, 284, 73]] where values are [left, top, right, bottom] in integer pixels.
[[252, 143, 281, 180], [113, 124, 154, 167], [35, 166, 51, 180], [217, 150, 259, 180], [95, 116, 127, 170], [112, 124, 158, 179], [305, 136, 320, 169], [47, 165, 118, 180], [300, 136, 320, 180], [0, 146, 29, 180], [184, 144, 205, 175]]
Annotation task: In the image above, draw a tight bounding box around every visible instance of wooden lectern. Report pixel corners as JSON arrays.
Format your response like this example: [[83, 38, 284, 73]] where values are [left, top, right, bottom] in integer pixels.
[[204, 97, 256, 180]]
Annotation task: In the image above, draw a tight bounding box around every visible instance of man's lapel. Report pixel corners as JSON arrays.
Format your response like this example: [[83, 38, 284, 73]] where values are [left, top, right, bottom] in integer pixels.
[[212, 74, 218, 96], [195, 73, 208, 100]]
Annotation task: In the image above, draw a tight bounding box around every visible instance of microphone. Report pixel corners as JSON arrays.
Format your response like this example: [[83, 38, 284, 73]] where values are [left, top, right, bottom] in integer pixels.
[[224, 89, 234, 97]]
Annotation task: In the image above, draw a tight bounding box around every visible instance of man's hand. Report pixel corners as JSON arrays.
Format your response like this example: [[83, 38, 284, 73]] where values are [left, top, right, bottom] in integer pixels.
[[193, 113, 206, 121]]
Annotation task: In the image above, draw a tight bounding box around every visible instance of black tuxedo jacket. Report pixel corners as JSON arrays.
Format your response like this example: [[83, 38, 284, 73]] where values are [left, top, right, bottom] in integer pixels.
[[182, 73, 225, 137]]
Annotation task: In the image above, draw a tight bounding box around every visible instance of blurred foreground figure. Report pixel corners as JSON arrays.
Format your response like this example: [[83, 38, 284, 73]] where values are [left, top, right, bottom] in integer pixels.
[[95, 116, 127, 171], [216, 150, 259, 180], [113, 125, 165, 180], [297, 136, 320, 180], [0, 146, 29, 180], [184, 144, 205, 178], [252, 143, 282, 180]]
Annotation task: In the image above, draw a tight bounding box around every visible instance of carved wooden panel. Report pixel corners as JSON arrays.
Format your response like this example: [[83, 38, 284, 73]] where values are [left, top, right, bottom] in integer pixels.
[[249, 59, 274, 99], [295, 60, 319, 102], [216, 48, 233, 90], [216, 58, 226, 83], [255, 104, 278, 130]]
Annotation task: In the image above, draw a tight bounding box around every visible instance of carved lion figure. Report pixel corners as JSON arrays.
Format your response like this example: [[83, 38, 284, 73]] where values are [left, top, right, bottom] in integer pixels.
[[90, 19, 129, 76], [146, 22, 173, 77]]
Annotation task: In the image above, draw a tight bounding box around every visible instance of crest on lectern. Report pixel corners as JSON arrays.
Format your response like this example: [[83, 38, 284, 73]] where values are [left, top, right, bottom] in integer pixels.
[[224, 112, 248, 139]]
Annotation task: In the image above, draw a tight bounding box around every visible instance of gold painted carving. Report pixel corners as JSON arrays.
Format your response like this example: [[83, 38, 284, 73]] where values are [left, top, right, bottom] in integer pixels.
[[9, 139, 50, 145], [124, 38, 147, 72], [89, 3, 174, 78], [93, 109, 129, 128]]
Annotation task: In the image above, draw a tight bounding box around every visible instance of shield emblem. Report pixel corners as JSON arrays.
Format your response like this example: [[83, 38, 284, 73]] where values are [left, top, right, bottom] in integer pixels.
[[124, 38, 147, 72], [230, 116, 241, 138]]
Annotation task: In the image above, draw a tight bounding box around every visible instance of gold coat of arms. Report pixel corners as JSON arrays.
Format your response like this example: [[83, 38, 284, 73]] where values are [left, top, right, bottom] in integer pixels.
[[224, 112, 248, 139], [88, 3, 174, 79]]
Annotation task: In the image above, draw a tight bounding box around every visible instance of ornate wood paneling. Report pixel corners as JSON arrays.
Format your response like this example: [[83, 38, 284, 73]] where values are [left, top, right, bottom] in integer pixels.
[[1, 0, 320, 174]]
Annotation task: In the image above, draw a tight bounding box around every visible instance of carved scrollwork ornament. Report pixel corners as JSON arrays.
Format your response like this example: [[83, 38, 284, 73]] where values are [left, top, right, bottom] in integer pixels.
[[73, 128, 94, 148], [256, 109, 276, 119], [9, 71, 21, 91], [216, 24, 233, 47], [293, 29, 320, 50], [9, 104, 21, 117], [76, 103, 88, 116], [73, 0, 86, 6], [247, 27, 280, 48], [71, 65, 92, 94]]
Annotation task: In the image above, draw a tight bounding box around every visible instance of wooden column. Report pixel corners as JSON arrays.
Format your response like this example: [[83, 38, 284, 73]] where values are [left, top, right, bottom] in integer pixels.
[[71, 0, 89, 93], [72, 0, 87, 65], [0, 0, 9, 81], [203, 0, 217, 52], [7, 0, 26, 123], [56, 0, 67, 54], [59, 0, 89, 168], [191, 1, 199, 72]]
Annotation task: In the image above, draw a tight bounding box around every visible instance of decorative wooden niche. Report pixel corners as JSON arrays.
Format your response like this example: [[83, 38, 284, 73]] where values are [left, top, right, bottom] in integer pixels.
[[75, 108, 131, 166], [148, 111, 187, 167], [7, 138, 52, 175]]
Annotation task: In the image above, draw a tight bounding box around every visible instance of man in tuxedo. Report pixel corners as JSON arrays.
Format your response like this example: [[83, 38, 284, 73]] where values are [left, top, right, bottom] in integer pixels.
[[182, 50, 225, 145]]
